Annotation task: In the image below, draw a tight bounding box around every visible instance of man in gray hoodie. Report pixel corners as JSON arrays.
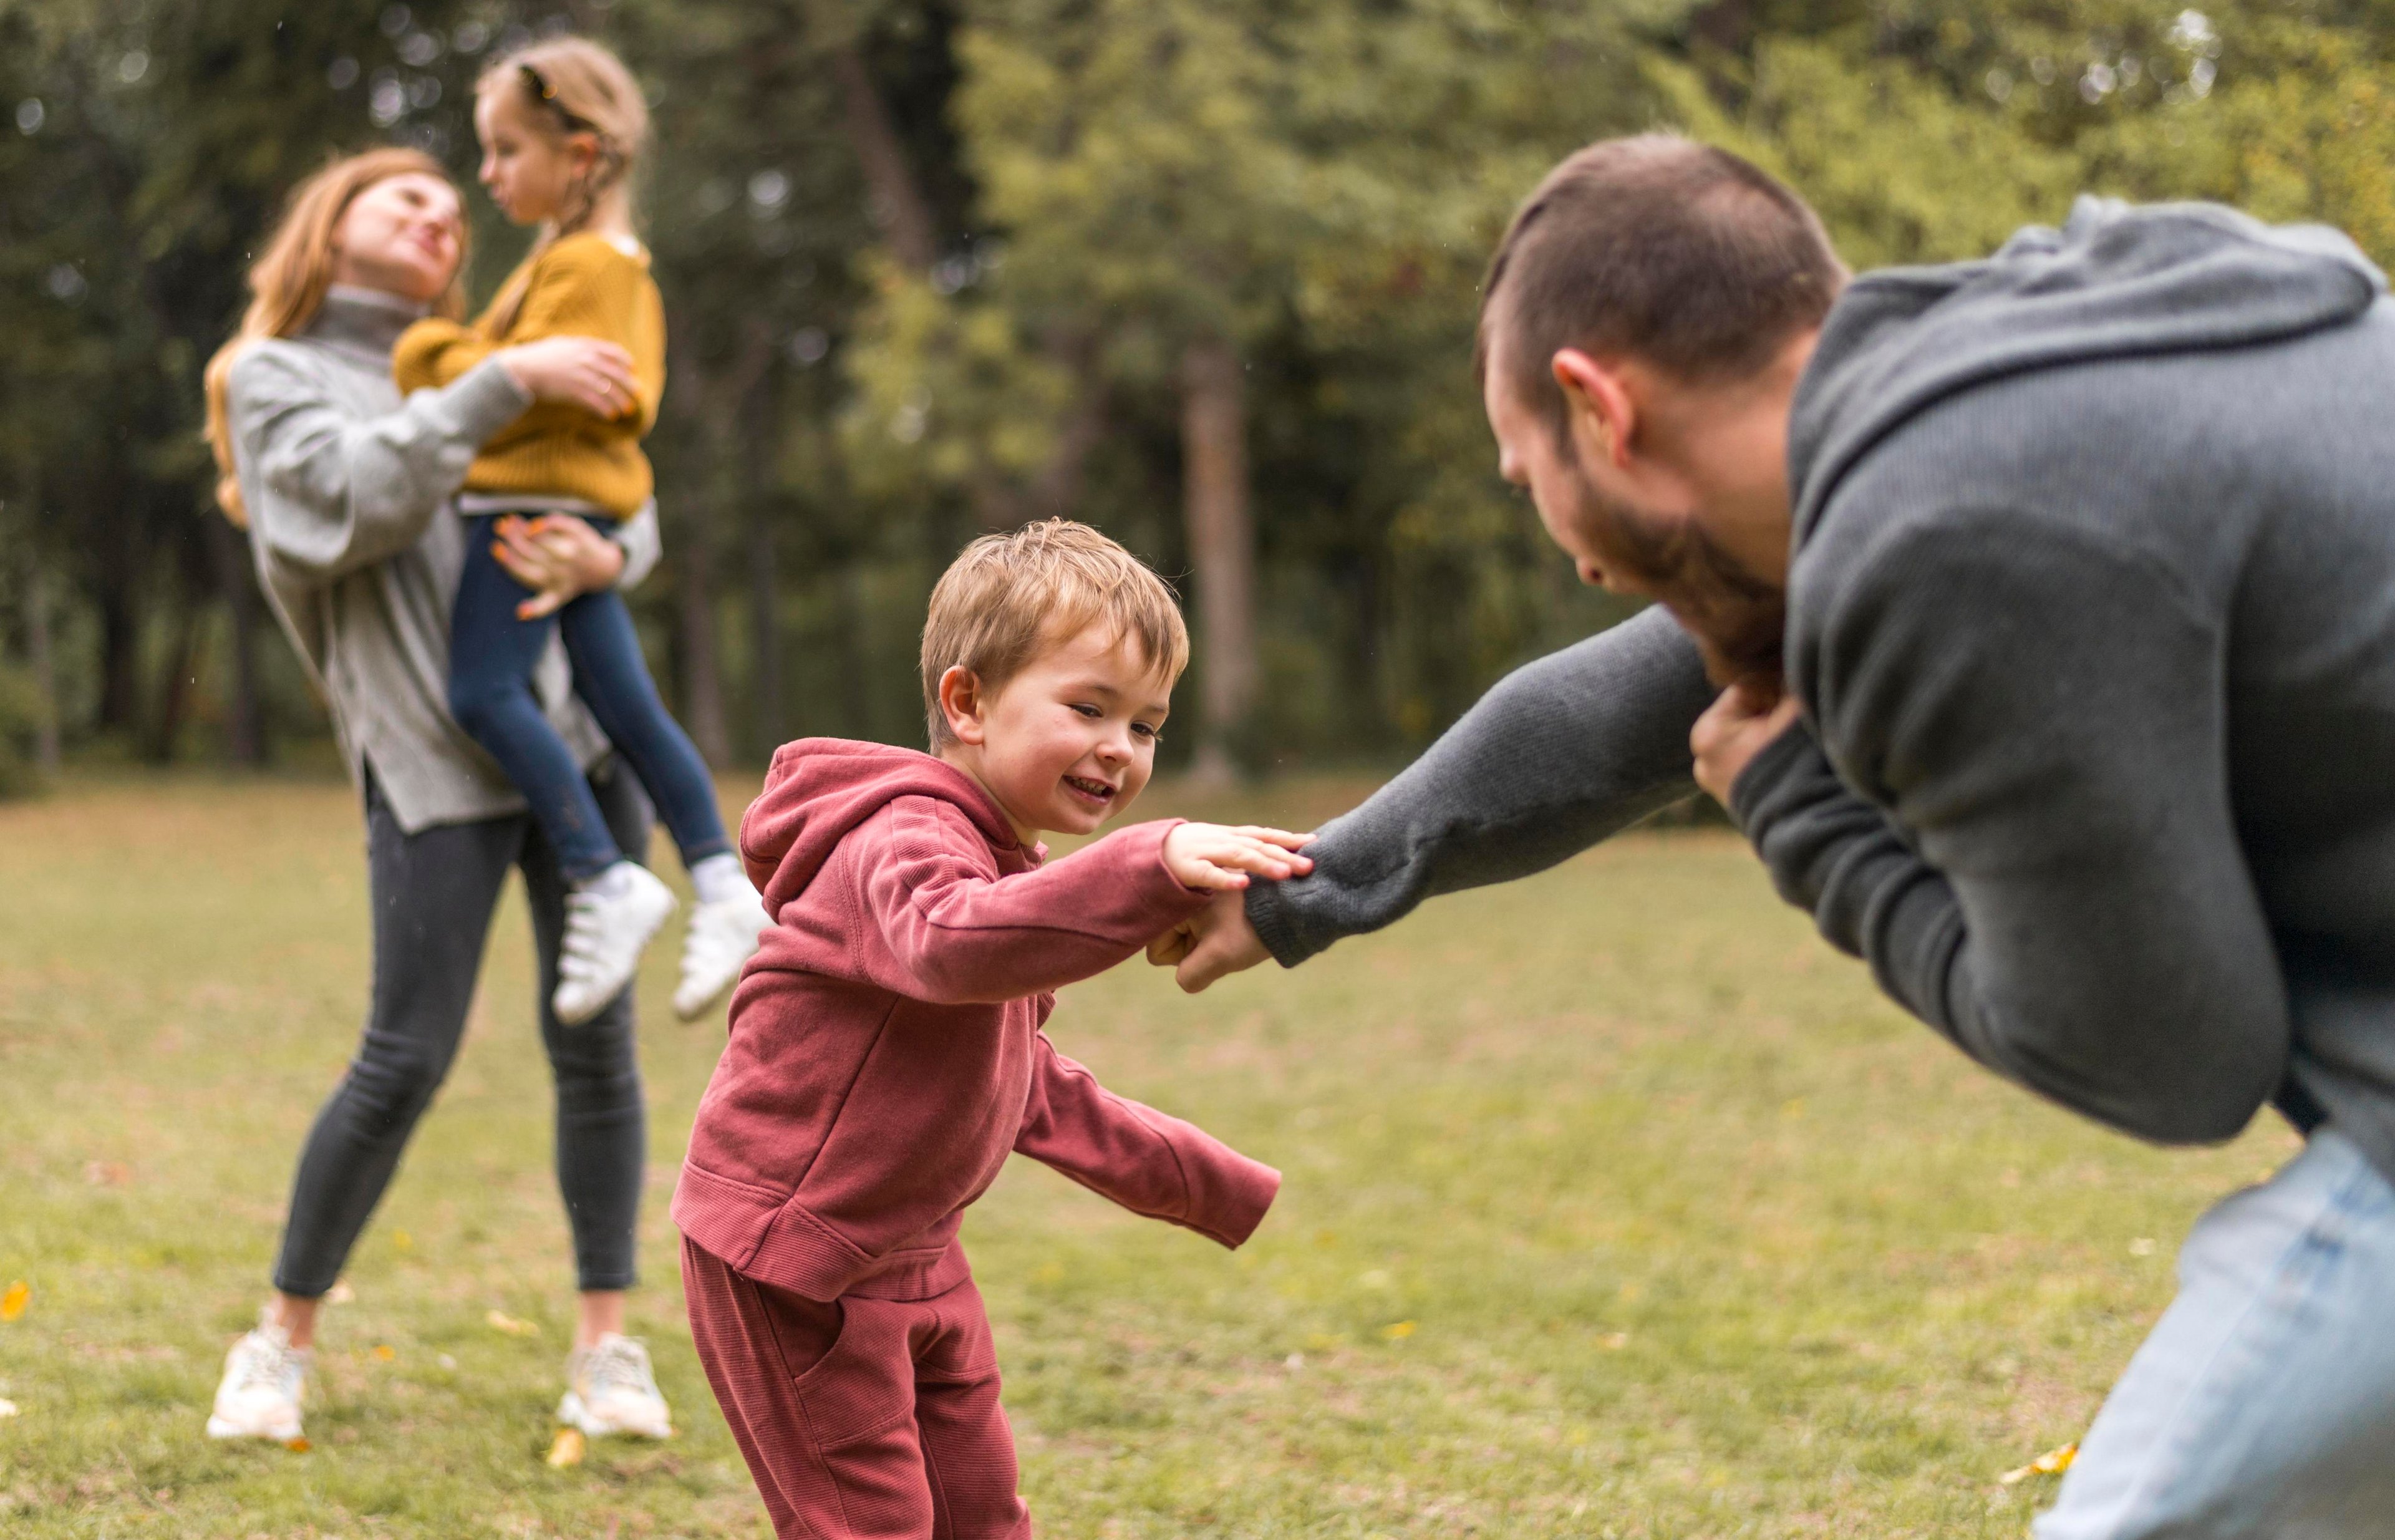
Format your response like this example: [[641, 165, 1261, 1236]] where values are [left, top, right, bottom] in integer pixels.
[[1154, 135, 2395, 1534]]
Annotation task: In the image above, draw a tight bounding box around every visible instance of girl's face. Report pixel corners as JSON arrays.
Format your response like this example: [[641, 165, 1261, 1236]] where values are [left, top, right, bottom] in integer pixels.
[[328, 172, 463, 303], [474, 85, 594, 226]]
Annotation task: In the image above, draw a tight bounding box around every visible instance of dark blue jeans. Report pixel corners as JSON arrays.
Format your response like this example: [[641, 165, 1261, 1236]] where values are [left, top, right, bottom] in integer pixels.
[[274, 765, 651, 1295], [448, 512, 730, 883]]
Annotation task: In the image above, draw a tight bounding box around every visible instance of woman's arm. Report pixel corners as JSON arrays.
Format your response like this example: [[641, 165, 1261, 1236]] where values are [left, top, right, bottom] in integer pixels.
[[230, 346, 530, 584], [397, 241, 656, 428]]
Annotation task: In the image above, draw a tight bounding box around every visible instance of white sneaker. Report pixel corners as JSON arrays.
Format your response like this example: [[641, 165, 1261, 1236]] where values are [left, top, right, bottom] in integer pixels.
[[674, 892, 770, 1019], [553, 862, 677, 1027], [206, 1310, 309, 1442], [558, 1333, 674, 1439]]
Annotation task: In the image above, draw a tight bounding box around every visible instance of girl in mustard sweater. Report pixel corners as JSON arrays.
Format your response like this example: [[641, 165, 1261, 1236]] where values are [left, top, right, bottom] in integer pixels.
[[395, 37, 765, 1032]]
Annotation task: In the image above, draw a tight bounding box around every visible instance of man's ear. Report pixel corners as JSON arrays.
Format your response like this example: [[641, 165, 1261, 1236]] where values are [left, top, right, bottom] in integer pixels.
[[937, 666, 988, 747], [1552, 349, 1637, 471]]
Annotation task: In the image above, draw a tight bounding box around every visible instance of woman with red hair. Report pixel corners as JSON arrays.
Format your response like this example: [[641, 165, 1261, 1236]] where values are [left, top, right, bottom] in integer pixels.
[[203, 147, 674, 1445]]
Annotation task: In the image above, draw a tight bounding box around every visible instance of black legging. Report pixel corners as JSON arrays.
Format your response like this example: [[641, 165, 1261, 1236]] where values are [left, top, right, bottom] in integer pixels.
[[272, 762, 651, 1297]]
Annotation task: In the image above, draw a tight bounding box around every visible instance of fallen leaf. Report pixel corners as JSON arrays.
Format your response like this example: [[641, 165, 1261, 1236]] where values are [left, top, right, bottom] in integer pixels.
[[1999, 1443, 2078, 1485], [283, 1437, 311, 1453], [487, 1309, 539, 1337], [1381, 1320, 1417, 1340], [0, 1398, 18, 1418], [546, 1426, 586, 1468], [1, 1282, 26, 1323], [372, 1345, 395, 1362]]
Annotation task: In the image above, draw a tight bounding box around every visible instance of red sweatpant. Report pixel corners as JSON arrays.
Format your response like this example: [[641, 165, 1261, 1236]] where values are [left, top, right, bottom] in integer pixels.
[[682, 1237, 1032, 1540]]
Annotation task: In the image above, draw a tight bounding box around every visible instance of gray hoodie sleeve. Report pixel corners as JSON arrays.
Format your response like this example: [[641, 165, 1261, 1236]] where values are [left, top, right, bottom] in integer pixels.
[[609, 502, 662, 593], [1245, 605, 1716, 966], [231, 347, 531, 584], [1735, 506, 2290, 1145]]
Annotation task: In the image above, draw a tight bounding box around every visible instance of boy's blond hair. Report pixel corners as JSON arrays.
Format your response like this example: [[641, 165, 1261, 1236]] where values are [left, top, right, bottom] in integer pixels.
[[921, 520, 1190, 748]]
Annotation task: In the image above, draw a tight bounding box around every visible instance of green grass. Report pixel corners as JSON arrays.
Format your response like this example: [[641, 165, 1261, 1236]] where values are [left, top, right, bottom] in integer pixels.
[[0, 772, 2290, 1538]]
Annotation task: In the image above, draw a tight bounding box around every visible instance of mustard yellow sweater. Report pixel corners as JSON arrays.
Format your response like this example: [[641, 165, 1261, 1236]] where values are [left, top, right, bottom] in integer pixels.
[[394, 231, 665, 517]]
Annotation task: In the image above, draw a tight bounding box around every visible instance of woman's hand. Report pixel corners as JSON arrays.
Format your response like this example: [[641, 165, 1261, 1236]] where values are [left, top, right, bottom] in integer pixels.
[[494, 336, 637, 418], [488, 515, 627, 620], [1159, 824, 1314, 893]]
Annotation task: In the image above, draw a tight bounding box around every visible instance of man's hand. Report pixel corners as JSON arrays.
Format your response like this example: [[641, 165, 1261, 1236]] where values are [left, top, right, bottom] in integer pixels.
[[1159, 823, 1313, 893], [1691, 683, 1802, 806], [1147, 888, 1274, 993], [490, 514, 627, 620]]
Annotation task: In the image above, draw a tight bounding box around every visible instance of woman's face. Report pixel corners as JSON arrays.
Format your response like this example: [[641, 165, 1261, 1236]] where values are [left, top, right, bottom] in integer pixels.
[[475, 86, 590, 226], [328, 172, 463, 304]]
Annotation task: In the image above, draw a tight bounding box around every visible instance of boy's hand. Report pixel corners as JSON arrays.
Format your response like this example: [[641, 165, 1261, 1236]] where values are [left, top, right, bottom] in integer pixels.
[[1161, 823, 1314, 893]]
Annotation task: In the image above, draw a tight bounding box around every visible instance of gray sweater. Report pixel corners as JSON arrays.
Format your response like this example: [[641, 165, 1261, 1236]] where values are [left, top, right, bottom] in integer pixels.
[[1251, 199, 2395, 1184], [226, 286, 660, 833]]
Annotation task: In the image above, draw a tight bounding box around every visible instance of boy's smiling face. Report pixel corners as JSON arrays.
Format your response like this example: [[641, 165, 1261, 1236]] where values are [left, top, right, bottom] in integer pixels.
[[936, 623, 1173, 841]]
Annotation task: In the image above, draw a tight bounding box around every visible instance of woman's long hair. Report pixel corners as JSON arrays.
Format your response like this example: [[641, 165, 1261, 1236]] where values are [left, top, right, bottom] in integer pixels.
[[202, 147, 468, 527], [477, 36, 651, 337]]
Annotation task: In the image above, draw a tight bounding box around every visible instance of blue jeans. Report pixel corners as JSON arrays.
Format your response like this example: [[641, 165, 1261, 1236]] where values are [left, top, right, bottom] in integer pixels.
[[448, 512, 730, 883], [274, 765, 650, 1295], [2036, 1128, 2395, 1538]]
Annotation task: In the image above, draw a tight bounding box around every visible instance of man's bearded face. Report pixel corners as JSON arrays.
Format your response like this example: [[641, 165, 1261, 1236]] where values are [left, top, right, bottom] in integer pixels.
[[1556, 452, 1786, 694]]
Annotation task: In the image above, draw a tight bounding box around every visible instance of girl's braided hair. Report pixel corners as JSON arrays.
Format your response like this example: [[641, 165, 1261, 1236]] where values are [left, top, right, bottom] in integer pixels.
[[477, 36, 650, 334]]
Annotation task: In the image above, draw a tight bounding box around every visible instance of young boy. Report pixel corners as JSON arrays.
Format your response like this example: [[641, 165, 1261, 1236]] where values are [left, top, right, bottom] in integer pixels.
[[674, 520, 1310, 1539]]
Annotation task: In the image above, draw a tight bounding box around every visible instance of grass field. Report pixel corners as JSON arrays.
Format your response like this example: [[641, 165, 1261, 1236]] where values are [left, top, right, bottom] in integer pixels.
[[0, 772, 2291, 1538]]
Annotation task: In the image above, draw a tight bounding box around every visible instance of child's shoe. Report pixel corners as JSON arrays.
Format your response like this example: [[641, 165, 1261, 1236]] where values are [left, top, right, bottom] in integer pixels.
[[674, 891, 770, 1019], [206, 1309, 309, 1441], [553, 861, 677, 1026], [558, 1332, 674, 1439]]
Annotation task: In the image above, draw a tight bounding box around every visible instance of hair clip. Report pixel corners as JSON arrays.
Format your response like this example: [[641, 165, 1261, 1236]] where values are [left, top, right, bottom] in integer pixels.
[[519, 62, 556, 100]]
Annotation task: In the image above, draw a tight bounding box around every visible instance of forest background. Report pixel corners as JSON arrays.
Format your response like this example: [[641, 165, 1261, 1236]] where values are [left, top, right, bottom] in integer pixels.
[[1, 0, 2389, 785]]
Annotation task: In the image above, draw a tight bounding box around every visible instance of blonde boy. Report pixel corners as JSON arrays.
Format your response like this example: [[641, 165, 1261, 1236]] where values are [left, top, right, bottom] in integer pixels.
[[673, 520, 1308, 1539]]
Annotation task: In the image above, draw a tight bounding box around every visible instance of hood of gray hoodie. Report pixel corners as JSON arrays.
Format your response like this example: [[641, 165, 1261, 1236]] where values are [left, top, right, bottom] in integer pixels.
[[1788, 196, 2387, 545]]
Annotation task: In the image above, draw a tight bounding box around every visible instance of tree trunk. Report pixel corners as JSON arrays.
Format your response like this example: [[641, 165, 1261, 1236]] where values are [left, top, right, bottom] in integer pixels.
[[1179, 336, 1257, 784], [814, 10, 938, 273], [810, 6, 1016, 532], [748, 506, 783, 752], [1026, 336, 1108, 521], [146, 596, 203, 764], [673, 525, 733, 768], [207, 517, 266, 765], [24, 546, 59, 773], [97, 587, 140, 739]]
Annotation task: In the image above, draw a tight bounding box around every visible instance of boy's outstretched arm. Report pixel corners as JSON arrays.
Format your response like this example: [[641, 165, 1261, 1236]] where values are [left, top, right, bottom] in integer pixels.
[[1013, 1030, 1279, 1247], [853, 805, 1309, 1006]]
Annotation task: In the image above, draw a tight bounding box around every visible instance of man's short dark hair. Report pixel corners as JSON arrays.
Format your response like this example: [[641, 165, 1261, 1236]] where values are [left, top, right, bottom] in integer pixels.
[[1479, 134, 1846, 439]]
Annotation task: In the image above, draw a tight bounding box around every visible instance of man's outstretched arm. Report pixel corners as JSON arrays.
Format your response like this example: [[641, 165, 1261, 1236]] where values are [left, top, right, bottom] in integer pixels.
[[1162, 606, 1713, 989]]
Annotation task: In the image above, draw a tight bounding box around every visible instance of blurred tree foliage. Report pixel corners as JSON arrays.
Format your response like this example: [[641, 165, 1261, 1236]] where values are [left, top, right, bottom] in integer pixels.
[[2, 0, 2390, 783]]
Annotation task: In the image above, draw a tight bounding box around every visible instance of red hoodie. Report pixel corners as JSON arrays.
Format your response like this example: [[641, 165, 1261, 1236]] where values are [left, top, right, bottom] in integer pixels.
[[671, 738, 1282, 1303]]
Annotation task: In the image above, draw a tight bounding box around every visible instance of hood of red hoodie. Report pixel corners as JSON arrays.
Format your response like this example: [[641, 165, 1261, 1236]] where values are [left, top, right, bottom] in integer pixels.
[[740, 738, 1033, 916]]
